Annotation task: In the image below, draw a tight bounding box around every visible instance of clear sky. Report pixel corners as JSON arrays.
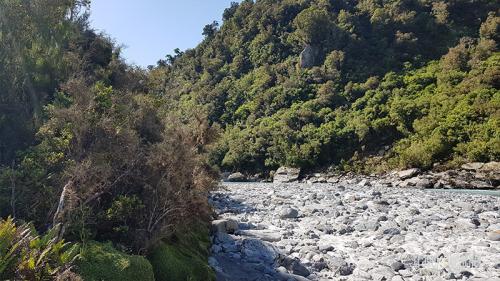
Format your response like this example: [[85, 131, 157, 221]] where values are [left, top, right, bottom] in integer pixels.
[[89, 1, 238, 67]]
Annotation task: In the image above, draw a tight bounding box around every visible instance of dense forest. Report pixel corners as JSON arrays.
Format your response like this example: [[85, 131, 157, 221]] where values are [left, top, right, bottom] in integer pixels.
[[0, 0, 498, 280], [150, 0, 499, 174]]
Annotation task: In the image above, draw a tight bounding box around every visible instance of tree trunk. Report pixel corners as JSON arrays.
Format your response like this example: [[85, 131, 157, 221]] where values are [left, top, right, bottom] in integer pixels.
[[53, 180, 74, 239]]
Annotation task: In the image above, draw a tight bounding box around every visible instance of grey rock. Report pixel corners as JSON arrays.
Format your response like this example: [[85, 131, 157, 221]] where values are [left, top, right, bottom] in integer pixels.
[[481, 161, 500, 171], [460, 270, 473, 278], [327, 177, 339, 183], [238, 229, 282, 242], [291, 260, 310, 277], [274, 167, 301, 183], [370, 266, 395, 281], [383, 228, 401, 235], [358, 179, 372, 187], [241, 239, 278, 264], [299, 45, 318, 69], [455, 218, 478, 229], [338, 226, 355, 235], [377, 215, 388, 222], [408, 208, 420, 215], [390, 261, 405, 271], [339, 264, 355, 276], [227, 172, 247, 182], [318, 244, 334, 253], [280, 207, 299, 219], [279, 256, 310, 277], [397, 168, 421, 180], [211, 244, 222, 253], [313, 261, 328, 271], [413, 178, 433, 189], [355, 219, 380, 232], [326, 257, 354, 276], [212, 219, 239, 234], [461, 162, 485, 171], [469, 180, 494, 189]]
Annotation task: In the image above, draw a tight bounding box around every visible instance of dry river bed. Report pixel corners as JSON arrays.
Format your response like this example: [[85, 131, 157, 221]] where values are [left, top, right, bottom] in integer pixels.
[[208, 182, 500, 281]]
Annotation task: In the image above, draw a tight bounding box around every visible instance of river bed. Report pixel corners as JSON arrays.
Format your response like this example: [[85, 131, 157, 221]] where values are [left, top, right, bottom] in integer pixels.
[[209, 182, 500, 280]]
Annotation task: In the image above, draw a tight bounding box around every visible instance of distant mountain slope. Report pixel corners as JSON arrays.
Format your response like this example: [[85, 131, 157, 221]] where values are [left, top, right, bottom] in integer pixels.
[[149, 0, 499, 173]]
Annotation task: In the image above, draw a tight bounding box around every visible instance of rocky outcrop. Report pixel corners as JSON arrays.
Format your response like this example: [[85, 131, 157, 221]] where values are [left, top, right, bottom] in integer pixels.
[[476, 161, 500, 183], [300, 161, 499, 190], [273, 167, 301, 183], [299, 45, 319, 69]]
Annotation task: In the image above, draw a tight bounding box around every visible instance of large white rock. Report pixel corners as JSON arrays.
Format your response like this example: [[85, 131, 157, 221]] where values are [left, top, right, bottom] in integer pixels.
[[273, 167, 301, 183], [461, 162, 485, 171], [227, 172, 247, 182], [237, 229, 282, 242], [397, 168, 421, 180]]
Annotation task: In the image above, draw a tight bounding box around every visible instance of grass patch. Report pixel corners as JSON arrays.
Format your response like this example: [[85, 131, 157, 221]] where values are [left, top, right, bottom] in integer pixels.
[[76, 241, 155, 281]]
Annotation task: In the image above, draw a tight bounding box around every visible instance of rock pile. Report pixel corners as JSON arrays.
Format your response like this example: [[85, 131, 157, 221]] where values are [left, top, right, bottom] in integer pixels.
[[270, 162, 499, 190]]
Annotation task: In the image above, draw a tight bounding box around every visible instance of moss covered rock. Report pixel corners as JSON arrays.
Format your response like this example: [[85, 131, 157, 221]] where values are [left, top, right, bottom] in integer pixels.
[[77, 241, 155, 281]]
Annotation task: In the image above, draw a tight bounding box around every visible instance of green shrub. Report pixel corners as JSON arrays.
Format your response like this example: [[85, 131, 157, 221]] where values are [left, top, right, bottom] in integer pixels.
[[148, 223, 215, 281], [77, 241, 154, 281]]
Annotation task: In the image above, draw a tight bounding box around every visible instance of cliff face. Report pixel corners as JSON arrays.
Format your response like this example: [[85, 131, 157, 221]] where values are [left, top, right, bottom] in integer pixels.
[[299, 45, 320, 69]]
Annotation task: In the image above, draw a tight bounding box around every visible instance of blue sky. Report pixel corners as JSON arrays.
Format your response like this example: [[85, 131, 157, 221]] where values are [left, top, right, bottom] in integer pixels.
[[89, 1, 238, 67]]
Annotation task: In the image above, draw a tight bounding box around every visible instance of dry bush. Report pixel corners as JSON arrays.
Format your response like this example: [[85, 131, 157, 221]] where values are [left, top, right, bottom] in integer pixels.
[[42, 78, 219, 252]]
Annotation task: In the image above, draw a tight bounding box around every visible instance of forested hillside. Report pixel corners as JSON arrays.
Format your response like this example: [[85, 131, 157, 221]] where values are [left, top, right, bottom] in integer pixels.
[[149, 0, 499, 174]]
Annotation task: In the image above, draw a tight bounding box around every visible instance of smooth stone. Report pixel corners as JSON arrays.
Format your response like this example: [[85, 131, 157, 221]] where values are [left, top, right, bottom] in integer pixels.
[[227, 172, 247, 182], [274, 167, 301, 183], [238, 229, 282, 242], [370, 266, 395, 281], [397, 168, 421, 180], [487, 230, 500, 241], [327, 257, 354, 276], [241, 239, 278, 264], [383, 228, 401, 235], [280, 208, 299, 219], [291, 260, 310, 277], [391, 261, 405, 271], [461, 162, 485, 171], [358, 179, 372, 187]]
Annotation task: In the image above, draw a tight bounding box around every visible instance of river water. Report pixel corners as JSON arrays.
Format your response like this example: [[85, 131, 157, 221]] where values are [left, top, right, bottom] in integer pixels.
[[428, 188, 500, 197]]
